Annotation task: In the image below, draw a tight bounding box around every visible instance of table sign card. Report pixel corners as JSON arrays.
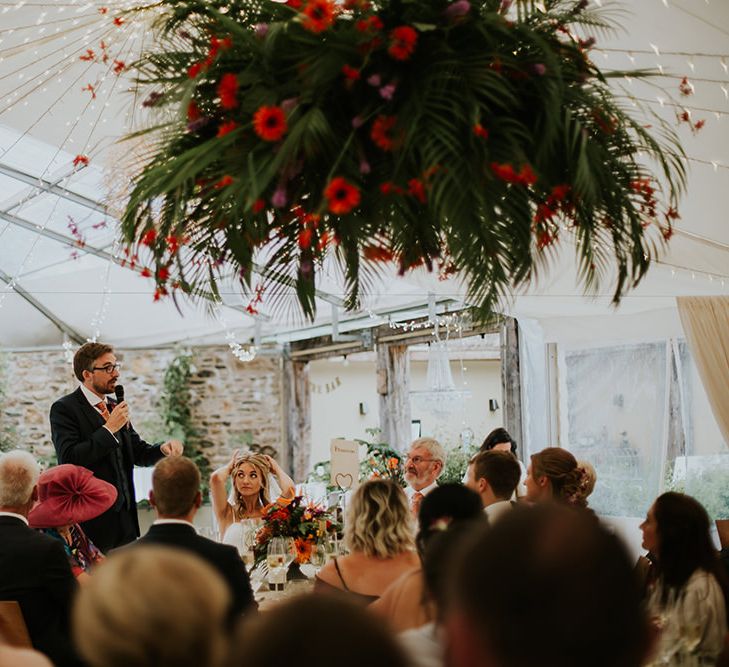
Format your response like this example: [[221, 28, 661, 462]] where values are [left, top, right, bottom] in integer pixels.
[[330, 439, 359, 491]]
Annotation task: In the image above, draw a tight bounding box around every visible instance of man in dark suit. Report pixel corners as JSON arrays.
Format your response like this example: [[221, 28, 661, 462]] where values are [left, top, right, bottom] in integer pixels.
[[131, 456, 257, 622], [50, 342, 183, 552], [0, 450, 81, 667]]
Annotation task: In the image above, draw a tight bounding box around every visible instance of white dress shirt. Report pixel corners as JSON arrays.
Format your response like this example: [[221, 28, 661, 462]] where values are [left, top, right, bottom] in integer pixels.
[[484, 499, 513, 524]]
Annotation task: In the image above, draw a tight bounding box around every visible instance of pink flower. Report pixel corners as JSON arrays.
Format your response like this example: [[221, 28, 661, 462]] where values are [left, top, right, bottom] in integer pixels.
[[254, 23, 269, 37], [367, 73, 382, 87], [359, 159, 371, 174], [272, 187, 287, 208], [379, 83, 397, 100], [444, 0, 471, 19], [352, 115, 365, 128]]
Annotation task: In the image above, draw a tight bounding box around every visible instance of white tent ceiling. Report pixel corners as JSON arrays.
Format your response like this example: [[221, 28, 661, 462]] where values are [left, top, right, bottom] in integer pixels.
[[0, 0, 728, 350]]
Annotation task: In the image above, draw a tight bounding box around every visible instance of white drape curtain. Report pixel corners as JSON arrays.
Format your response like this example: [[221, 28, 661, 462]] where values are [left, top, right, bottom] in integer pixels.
[[676, 296, 729, 446]]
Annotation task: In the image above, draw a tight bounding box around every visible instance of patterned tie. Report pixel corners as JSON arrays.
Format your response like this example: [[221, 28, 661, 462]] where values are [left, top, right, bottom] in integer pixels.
[[411, 491, 424, 517], [95, 401, 110, 421]]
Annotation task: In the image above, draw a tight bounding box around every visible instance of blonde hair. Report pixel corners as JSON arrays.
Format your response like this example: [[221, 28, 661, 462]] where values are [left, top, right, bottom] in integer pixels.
[[530, 448, 593, 508], [345, 480, 415, 558], [230, 453, 271, 518], [410, 437, 446, 467], [0, 450, 39, 508], [73, 547, 230, 667]]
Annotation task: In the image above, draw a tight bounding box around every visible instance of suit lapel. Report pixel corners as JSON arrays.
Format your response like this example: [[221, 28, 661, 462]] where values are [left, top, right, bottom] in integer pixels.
[[74, 387, 107, 432]]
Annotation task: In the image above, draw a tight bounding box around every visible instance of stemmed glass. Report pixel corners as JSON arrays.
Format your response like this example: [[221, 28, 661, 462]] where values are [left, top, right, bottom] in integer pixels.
[[267, 537, 289, 590]]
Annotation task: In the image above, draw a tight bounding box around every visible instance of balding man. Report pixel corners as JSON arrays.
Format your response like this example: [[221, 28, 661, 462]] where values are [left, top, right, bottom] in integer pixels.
[[130, 456, 256, 622], [0, 450, 81, 667]]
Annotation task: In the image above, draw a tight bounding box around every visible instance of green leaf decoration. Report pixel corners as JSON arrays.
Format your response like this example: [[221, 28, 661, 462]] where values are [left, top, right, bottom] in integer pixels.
[[121, 0, 686, 321]]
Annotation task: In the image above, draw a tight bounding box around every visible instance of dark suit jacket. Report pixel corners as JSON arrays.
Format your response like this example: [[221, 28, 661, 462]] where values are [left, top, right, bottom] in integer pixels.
[[0, 516, 81, 667], [132, 522, 257, 621], [50, 387, 164, 547]]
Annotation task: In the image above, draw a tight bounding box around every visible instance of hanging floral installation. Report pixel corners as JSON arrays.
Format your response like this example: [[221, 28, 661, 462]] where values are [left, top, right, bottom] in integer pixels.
[[121, 0, 686, 319]]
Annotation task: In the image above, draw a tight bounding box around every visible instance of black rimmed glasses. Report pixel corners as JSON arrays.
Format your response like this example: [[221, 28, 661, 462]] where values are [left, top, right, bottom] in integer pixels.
[[91, 362, 122, 374]]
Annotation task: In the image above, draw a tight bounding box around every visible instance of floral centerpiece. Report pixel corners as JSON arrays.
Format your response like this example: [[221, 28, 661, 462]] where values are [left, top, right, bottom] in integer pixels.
[[358, 437, 405, 486], [121, 0, 685, 320], [254, 495, 339, 566]]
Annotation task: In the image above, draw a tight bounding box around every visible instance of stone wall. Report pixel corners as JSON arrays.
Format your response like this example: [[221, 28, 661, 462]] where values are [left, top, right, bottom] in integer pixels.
[[0, 346, 283, 469]]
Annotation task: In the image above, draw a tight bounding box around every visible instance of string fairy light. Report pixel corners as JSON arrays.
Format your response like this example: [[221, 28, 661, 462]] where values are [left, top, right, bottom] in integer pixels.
[[213, 299, 257, 362]]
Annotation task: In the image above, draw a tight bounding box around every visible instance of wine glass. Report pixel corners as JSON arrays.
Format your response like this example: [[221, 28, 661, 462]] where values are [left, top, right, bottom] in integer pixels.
[[267, 537, 288, 590]]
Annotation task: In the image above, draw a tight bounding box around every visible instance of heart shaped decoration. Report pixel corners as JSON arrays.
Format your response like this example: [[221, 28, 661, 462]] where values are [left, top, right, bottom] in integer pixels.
[[334, 473, 354, 490]]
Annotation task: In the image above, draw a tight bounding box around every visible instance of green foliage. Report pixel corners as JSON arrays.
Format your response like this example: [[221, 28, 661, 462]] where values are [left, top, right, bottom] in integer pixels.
[[157, 351, 211, 499], [665, 462, 729, 521], [439, 444, 479, 486], [122, 0, 685, 322]]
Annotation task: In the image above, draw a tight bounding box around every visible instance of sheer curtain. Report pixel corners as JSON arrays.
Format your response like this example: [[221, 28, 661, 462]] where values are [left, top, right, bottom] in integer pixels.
[[677, 296, 729, 446]]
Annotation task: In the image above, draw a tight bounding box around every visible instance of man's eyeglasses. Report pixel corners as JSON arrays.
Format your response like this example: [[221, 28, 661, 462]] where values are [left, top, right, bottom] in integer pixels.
[[91, 363, 122, 374], [405, 455, 435, 465]]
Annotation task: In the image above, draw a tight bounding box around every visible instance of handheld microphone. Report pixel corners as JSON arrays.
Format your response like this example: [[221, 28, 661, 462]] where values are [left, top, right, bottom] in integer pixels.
[[114, 385, 129, 430]]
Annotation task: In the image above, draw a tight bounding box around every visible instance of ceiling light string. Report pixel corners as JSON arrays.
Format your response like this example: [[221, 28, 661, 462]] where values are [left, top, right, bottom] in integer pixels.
[[87, 232, 116, 342], [213, 299, 257, 362]]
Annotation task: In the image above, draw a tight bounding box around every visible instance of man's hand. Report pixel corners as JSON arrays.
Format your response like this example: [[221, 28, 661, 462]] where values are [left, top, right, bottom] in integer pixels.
[[106, 401, 129, 433], [161, 440, 184, 457]]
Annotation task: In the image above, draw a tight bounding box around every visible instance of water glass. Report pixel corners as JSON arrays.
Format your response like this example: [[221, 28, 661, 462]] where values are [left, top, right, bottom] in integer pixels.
[[267, 537, 288, 590]]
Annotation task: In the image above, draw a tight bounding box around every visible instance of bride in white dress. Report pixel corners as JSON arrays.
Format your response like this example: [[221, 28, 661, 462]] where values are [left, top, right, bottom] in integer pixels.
[[210, 450, 296, 556]]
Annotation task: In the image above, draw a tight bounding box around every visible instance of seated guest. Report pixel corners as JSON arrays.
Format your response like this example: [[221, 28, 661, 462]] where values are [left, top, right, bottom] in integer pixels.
[[0, 644, 53, 667], [315, 480, 419, 604], [478, 427, 526, 498], [29, 464, 116, 581], [0, 451, 80, 667], [73, 546, 231, 667], [129, 456, 256, 621], [447, 504, 653, 667], [403, 437, 446, 517], [373, 484, 483, 633], [232, 594, 409, 667], [210, 450, 295, 544], [525, 447, 594, 508], [399, 521, 479, 667], [641, 492, 729, 665], [465, 450, 521, 523]]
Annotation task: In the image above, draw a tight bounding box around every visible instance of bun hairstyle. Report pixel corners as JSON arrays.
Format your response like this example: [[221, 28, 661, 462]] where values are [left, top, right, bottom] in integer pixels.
[[230, 453, 272, 518], [530, 448, 595, 508]]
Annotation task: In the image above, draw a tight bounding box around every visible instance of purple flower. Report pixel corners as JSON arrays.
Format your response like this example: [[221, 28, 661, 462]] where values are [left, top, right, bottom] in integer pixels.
[[187, 116, 211, 132], [444, 0, 471, 19], [359, 159, 371, 174], [367, 74, 381, 87], [272, 186, 287, 208], [531, 63, 546, 76], [379, 83, 397, 100], [142, 91, 164, 108], [254, 23, 269, 37], [352, 115, 365, 128], [281, 97, 299, 113]]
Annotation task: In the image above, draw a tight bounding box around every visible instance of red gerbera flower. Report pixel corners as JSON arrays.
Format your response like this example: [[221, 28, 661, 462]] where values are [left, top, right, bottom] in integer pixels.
[[214, 175, 234, 189], [324, 177, 361, 215], [408, 177, 426, 203], [158, 266, 170, 282], [217, 120, 238, 137], [473, 123, 489, 139], [341, 64, 360, 81], [187, 62, 204, 79], [253, 106, 288, 142], [388, 26, 418, 61], [141, 229, 157, 246], [252, 198, 266, 213], [187, 101, 201, 121], [302, 0, 336, 33], [217, 73, 238, 109], [72, 154, 89, 168], [370, 114, 397, 151]]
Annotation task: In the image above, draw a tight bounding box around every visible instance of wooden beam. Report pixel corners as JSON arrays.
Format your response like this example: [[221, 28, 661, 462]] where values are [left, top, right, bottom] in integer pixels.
[[281, 354, 311, 480], [500, 317, 524, 456], [377, 343, 412, 451]]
